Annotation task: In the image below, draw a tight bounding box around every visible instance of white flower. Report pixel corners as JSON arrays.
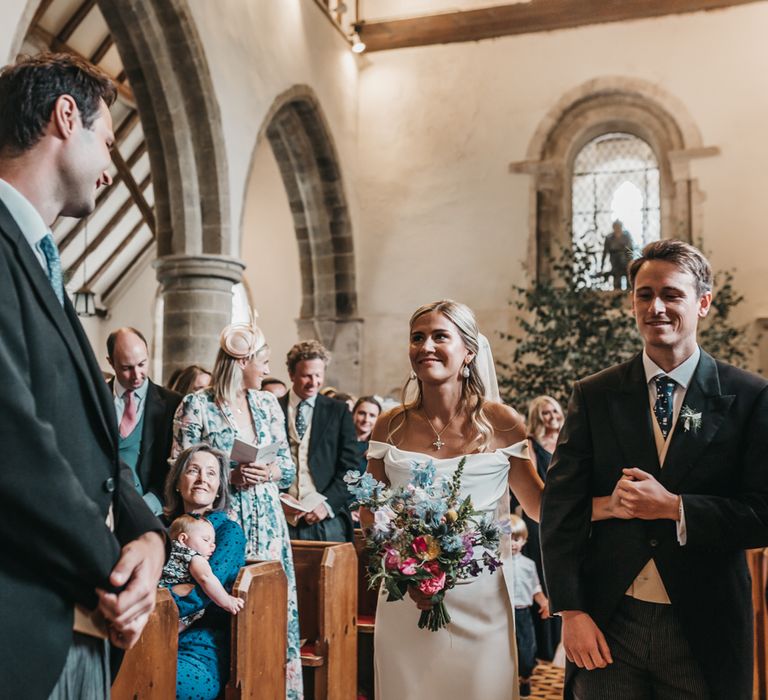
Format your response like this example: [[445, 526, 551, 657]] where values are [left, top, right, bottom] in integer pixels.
[[680, 405, 702, 433], [373, 505, 397, 533]]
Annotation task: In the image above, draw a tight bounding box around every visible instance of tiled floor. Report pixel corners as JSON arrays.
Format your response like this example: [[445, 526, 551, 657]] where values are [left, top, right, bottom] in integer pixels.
[[528, 661, 565, 699]]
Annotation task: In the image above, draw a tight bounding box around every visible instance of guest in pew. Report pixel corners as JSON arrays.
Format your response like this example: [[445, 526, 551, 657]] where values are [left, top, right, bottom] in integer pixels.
[[161, 514, 245, 630], [278, 340, 359, 543], [172, 320, 304, 699], [351, 395, 382, 473], [169, 364, 212, 396], [163, 445, 246, 700]]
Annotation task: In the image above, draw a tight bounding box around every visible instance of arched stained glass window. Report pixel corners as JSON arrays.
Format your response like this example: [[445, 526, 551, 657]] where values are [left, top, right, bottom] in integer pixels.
[[571, 132, 661, 289]]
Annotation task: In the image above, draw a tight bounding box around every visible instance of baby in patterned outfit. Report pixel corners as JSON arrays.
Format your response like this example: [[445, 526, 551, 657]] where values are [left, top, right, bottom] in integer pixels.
[[160, 514, 244, 630]]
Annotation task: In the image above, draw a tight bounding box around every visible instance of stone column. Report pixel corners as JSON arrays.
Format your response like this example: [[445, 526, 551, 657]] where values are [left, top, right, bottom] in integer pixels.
[[296, 317, 364, 395], [155, 254, 245, 380]]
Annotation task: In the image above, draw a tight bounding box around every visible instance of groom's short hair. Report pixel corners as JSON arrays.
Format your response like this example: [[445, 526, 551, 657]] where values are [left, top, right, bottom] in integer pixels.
[[628, 239, 713, 297]]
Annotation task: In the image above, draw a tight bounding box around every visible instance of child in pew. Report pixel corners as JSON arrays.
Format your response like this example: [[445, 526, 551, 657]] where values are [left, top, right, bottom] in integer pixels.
[[160, 514, 245, 630], [506, 514, 550, 698]]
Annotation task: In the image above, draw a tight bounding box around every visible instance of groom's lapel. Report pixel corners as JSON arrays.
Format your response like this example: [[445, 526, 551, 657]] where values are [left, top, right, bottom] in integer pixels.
[[609, 354, 661, 477], [660, 350, 735, 491]]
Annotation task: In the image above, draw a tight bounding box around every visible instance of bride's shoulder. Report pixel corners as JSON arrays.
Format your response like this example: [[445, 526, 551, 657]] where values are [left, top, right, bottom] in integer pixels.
[[483, 400, 526, 434], [370, 405, 407, 445]]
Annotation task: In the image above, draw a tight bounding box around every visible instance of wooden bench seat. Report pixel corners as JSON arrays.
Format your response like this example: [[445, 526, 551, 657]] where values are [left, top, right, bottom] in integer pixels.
[[292, 540, 357, 700]]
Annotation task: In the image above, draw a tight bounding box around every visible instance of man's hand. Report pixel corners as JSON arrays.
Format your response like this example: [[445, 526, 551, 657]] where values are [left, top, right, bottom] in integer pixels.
[[615, 468, 680, 520], [280, 495, 305, 522], [562, 610, 612, 670], [304, 502, 329, 526], [96, 531, 165, 649]]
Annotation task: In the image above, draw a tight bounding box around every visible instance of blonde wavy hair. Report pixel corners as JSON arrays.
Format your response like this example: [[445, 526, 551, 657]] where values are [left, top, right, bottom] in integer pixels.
[[389, 299, 495, 452], [527, 395, 564, 443], [211, 322, 268, 405]]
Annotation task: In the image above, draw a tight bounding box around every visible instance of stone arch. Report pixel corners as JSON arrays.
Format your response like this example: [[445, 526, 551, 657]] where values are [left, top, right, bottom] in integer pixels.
[[244, 85, 361, 391], [96, 0, 242, 377], [512, 77, 718, 280]]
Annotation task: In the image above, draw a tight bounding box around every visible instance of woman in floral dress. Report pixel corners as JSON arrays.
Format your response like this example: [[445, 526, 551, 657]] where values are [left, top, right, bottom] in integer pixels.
[[172, 320, 303, 699]]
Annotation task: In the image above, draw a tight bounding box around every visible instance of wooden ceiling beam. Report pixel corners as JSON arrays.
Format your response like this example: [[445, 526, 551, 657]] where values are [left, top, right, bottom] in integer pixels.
[[57, 0, 97, 44], [86, 219, 145, 289], [103, 239, 154, 300], [110, 147, 156, 235], [90, 35, 114, 64], [358, 0, 765, 51], [31, 0, 57, 26], [66, 173, 151, 274], [28, 24, 134, 105]]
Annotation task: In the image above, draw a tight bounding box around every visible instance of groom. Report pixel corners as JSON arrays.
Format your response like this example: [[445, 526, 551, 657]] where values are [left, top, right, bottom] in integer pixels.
[[541, 239, 768, 699]]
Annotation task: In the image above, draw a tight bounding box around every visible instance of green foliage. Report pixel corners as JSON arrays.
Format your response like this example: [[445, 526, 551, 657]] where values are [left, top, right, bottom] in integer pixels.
[[497, 242, 756, 409]]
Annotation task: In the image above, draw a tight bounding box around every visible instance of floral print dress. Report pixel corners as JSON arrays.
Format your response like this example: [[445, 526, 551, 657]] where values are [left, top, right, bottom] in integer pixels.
[[173, 388, 303, 699]]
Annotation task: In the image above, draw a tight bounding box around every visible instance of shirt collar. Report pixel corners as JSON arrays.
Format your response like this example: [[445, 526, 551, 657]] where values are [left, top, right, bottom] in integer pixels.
[[642, 346, 700, 390], [0, 178, 50, 248], [114, 377, 149, 400], [289, 388, 317, 410]]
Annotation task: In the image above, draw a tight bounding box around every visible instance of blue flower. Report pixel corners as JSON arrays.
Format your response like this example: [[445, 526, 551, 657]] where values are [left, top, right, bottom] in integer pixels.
[[346, 471, 384, 503], [439, 533, 464, 553], [410, 460, 436, 489]]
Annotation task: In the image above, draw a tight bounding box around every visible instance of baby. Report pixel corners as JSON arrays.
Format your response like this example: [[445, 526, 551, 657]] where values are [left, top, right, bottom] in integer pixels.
[[160, 514, 244, 630]]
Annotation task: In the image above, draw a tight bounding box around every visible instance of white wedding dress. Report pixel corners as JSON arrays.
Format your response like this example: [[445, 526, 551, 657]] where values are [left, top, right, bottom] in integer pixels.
[[368, 439, 527, 700]]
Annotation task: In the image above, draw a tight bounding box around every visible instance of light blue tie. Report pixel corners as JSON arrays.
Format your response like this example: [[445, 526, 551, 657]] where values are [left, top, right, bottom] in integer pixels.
[[295, 401, 308, 440], [38, 232, 64, 306], [653, 375, 677, 439]]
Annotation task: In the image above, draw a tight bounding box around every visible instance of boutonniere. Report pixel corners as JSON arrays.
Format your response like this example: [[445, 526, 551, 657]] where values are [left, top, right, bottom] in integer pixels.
[[680, 405, 702, 433]]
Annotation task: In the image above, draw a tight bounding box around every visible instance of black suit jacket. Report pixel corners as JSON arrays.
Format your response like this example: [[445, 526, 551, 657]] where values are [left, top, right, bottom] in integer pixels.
[[278, 392, 359, 537], [541, 351, 768, 699], [109, 378, 181, 505], [0, 200, 164, 698]]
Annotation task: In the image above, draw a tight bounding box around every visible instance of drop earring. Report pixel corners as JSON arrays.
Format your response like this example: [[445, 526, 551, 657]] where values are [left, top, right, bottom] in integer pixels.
[[461, 365, 470, 378], [409, 369, 417, 380]]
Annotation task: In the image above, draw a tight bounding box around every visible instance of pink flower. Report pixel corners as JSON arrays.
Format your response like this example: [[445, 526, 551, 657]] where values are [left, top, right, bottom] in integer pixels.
[[412, 536, 428, 556], [383, 548, 401, 571], [418, 569, 446, 596], [399, 558, 419, 576]]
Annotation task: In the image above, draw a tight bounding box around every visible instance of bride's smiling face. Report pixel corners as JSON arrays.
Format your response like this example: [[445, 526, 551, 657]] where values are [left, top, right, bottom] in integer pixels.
[[409, 311, 473, 385]]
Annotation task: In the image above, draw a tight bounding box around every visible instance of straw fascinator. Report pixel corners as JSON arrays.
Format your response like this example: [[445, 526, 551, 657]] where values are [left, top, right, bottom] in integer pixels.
[[219, 312, 266, 359]]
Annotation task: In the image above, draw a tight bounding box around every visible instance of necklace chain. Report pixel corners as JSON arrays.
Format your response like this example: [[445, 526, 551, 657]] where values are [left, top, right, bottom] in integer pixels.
[[423, 409, 458, 450]]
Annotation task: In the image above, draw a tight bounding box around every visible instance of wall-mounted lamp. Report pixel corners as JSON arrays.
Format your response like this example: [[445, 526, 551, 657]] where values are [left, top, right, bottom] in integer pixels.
[[351, 27, 366, 53]]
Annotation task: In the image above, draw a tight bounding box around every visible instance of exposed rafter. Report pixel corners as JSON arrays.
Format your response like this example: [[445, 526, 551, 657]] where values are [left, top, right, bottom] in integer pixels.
[[103, 239, 154, 299], [358, 0, 765, 52], [28, 24, 135, 105], [57, 0, 97, 44], [111, 148, 156, 235], [86, 219, 146, 289]]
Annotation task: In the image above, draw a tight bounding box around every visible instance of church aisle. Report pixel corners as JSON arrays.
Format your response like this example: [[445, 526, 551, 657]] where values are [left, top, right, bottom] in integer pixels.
[[530, 661, 565, 699]]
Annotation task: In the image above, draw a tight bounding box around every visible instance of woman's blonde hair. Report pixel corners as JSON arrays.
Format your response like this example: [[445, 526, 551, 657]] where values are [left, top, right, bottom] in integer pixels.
[[389, 299, 494, 452], [211, 322, 268, 405], [527, 395, 564, 442]]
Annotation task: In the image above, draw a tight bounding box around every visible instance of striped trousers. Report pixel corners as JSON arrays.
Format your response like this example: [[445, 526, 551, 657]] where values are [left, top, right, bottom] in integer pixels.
[[572, 596, 709, 700]]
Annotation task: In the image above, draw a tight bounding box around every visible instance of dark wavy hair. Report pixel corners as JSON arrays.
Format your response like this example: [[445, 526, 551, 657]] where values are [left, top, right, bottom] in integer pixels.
[[0, 53, 116, 156]]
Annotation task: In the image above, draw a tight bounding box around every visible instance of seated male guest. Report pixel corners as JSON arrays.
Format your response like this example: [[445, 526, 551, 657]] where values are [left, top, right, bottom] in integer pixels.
[[278, 340, 359, 542], [107, 327, 181, 515]]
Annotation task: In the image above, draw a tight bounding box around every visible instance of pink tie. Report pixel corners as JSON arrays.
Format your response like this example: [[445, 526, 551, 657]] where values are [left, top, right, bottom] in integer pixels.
[[119, 390, 138, 438]]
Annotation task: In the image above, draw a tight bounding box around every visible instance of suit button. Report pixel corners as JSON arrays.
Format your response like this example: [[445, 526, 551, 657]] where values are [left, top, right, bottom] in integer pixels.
[[103, 477, 115, 493], [649, 538, 658, 548]]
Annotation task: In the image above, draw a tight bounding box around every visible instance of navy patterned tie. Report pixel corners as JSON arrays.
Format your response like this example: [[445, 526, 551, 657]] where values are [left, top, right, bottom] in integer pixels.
[[38, 232, 64, 306], [654, 375, 677, 439], [295, 400, 308, 440]]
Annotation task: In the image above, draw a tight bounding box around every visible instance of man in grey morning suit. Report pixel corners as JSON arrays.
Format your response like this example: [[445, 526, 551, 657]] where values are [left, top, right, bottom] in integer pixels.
[[0, 53, 166, 699], [541, 240, 768, 699]]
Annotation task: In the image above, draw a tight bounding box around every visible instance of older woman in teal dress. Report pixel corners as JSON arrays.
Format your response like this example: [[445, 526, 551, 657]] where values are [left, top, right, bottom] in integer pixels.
[[172, 320, 303, 699]]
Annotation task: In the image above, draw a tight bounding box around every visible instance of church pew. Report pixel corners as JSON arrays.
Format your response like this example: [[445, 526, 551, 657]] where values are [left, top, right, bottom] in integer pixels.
[[291, 540, 357, 700], [748, 547, 768, 700], [112, 587, 178, 700], [353, 529, 376, 698], [226, 560, 288, 700]]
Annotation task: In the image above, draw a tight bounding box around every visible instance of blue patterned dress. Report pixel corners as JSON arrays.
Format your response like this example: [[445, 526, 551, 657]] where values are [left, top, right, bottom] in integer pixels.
[[173, 389, 303, 699], [174, 511, 246, 700]]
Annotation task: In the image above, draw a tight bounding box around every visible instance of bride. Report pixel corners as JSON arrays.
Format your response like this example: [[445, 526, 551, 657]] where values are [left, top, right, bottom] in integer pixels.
[[364, 299, 544, 700]]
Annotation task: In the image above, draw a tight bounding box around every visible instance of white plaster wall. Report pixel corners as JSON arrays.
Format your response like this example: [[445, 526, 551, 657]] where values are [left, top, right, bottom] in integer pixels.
[[185, 0, 361, 260], [356, 3, 768, 394], [240, 138, 302, 385]]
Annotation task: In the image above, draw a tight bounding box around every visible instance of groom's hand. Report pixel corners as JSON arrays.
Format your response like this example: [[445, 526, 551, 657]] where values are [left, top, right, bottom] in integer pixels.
[[616, 468, 681, 520], [562, 610, 612, 670]]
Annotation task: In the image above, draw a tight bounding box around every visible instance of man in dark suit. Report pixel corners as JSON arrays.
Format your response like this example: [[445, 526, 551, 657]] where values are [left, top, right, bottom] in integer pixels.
[[0, 53, 166, 698], [278, 340, 358, 542], [106, 327, 181, 515], [541, 239, 768, 699]]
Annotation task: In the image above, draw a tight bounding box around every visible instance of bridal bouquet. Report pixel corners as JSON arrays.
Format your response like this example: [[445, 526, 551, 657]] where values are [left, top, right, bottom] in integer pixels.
[[345, 458, 502, 631]]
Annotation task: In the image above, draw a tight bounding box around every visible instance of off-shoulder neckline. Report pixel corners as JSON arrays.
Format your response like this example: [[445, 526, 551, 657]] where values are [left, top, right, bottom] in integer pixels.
[[368, 439, 524, 462]]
